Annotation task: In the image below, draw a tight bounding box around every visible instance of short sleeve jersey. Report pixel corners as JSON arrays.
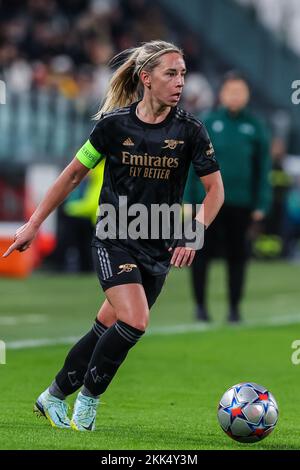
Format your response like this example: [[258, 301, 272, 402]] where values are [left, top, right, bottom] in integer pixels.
[[76, 101, 219, 274]]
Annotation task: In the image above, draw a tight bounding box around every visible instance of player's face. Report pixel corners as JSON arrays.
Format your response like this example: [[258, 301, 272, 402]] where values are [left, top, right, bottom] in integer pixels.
[[220, 79, 250, 112], [148, 53, 186, 107]]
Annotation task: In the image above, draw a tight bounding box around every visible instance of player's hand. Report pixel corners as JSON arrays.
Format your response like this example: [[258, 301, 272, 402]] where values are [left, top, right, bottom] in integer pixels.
[[168, 218, 205, 267], [2, 221, 38, 258], [168, 246, 195, 268]]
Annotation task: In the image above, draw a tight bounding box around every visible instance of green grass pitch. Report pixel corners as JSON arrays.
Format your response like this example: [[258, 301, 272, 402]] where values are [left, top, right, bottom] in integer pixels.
[[0, 260, 300, 450]]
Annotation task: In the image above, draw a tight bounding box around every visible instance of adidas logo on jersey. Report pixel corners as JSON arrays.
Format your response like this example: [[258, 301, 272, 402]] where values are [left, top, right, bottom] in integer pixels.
[[123, 137, 134, 146]]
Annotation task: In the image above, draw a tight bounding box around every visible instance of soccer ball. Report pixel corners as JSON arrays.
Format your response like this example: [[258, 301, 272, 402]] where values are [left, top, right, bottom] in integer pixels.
[[217, 382, 278, 443]]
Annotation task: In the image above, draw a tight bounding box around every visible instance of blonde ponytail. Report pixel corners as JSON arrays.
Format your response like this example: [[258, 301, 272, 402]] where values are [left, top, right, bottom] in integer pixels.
[[94, 40, 182, 119]]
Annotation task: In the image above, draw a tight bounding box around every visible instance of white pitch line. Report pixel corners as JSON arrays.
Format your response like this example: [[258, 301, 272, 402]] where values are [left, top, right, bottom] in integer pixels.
[[0, 314, 48, 326], [4, 313, 300, 350], [6, 336, 79, 350]]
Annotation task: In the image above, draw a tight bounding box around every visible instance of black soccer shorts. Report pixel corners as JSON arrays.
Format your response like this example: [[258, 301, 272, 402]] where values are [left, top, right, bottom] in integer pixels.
[[92, 242, 167, 309]]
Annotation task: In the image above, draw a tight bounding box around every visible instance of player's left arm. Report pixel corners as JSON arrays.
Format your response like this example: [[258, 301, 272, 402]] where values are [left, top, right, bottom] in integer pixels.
[[198, 170, 224, 228], [169, 170, 224, 268], [170, 121, 224, 268]]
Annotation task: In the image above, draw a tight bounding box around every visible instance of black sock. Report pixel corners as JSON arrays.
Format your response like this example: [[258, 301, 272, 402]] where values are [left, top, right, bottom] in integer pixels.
[[52, 319, 108, 397], [83, 320, 145, 398]]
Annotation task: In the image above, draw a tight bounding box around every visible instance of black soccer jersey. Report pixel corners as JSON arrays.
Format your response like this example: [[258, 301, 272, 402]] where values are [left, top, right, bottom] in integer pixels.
[[76, 101, 219, 275]]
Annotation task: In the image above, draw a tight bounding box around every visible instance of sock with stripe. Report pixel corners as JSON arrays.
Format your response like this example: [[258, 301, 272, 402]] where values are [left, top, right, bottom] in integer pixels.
[[82, 320, 145, 398], [51, 318, 108, 398]]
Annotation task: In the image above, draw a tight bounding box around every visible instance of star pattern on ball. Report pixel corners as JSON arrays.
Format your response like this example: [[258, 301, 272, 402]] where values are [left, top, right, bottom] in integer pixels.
[[223, 396, 247, 422], [218, 383, 279, 443]]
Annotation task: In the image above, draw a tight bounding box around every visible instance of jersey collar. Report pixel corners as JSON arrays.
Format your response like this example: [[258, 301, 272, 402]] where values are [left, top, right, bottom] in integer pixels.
[[130, 101, 176, 129]]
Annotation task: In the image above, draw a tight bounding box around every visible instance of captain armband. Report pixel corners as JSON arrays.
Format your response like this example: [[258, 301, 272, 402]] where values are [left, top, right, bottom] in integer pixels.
[[76, 140, 104, 169]]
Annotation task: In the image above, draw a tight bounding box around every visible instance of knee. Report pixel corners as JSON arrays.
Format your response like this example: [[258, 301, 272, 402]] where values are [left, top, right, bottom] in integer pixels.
[[131, 317, 149, 332], [117, 307, 149, 332], [97, 302, 117, 328]]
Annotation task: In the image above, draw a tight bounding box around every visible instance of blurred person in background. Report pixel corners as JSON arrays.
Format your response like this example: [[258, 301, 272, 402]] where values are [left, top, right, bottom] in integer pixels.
[[262, 111, 292, 258], [254, 135, 292, 260], [182, 72, 214, 115], [184, 71, 272, 323], [282, 175, 300, 259]]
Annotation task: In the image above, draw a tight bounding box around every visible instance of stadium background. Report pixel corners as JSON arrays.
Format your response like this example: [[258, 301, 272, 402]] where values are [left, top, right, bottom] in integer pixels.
[[0, 0, 300, 450]]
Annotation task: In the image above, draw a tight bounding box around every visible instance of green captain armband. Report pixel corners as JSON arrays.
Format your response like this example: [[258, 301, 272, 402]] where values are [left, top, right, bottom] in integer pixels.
[[76, 140, 104, 169]]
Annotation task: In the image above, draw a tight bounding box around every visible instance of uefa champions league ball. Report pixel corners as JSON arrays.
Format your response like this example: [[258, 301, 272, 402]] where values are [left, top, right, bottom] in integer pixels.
[[217, 382, 279, 443]]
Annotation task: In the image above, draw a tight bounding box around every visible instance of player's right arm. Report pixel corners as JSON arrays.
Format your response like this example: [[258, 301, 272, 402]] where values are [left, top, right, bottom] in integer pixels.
[[2, 157, 90, 258]]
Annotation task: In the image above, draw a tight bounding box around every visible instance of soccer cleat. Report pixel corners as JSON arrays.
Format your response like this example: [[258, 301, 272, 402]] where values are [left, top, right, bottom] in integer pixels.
[[34, 389, 71, 429], [70, 391, 99, 431]]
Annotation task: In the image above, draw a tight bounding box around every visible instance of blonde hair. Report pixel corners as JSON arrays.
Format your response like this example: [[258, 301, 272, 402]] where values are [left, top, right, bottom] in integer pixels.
[[94, 40, 183, 119]]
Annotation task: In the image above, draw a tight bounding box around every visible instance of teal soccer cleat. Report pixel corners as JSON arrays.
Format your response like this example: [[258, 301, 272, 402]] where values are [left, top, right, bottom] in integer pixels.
[[34, 389, 71, 429], [70, 391, 99, 431]]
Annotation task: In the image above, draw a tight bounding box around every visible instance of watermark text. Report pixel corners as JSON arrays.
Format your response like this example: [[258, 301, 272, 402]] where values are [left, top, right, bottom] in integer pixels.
[[291, 339, 300, 365], [95, 198, 205, 250], [291, 80, 300, 104]]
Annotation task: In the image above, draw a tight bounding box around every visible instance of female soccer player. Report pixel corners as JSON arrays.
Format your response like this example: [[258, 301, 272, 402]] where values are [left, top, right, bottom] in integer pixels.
[[3, 40, 224, 431]]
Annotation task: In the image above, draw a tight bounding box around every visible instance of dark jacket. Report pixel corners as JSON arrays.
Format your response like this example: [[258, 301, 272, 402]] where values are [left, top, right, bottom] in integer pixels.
[[184, 107, 272, 213]]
